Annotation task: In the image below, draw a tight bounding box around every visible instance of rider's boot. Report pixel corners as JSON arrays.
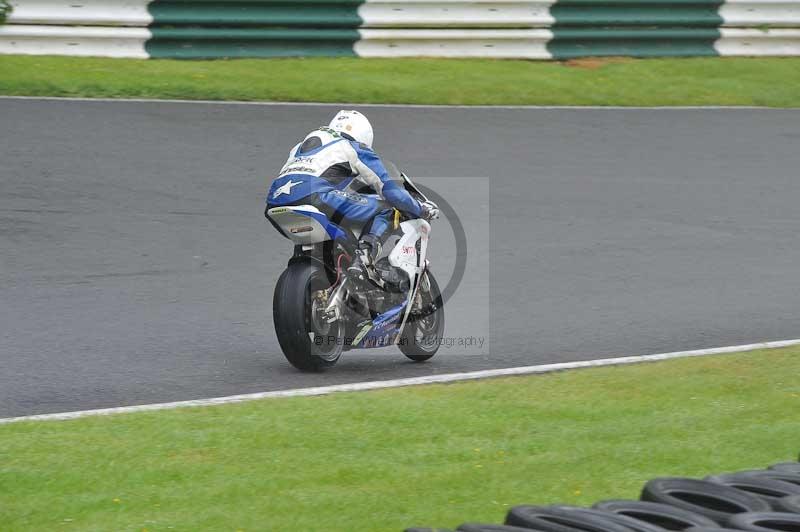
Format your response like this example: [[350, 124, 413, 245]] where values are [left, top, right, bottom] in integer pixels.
[[347, 234, 381, 284]]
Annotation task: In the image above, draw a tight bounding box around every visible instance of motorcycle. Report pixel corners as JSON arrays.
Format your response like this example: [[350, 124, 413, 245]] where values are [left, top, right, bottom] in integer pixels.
[[266, 172, 445, 371]]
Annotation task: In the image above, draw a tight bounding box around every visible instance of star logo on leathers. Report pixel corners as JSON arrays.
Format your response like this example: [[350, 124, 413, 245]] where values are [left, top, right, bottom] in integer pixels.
[[272, 179, 302, 199]]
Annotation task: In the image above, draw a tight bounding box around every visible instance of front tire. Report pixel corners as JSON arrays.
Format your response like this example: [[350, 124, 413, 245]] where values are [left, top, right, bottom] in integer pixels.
[[273, 261, 343, 371], [399, 270, 445, 362]]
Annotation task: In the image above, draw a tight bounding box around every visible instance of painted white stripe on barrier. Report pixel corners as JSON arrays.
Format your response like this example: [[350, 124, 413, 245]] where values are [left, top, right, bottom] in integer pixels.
[[1, 338, 798, 425], [356, 28, 553, 58], [719, 0, 800, 27], [7, 0, 153, 26], [715, 28, 800, 55], [359, 0, 556, 28], [0, 25, 151, 58]]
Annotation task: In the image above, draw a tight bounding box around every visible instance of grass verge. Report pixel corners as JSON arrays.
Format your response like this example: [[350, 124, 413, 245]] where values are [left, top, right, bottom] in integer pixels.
[[1, 55, 800, 106], [2, 347, 799, 530]]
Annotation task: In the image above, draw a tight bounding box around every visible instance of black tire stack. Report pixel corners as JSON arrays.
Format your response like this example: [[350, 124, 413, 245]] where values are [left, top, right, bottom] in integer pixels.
[[405, 457, 800, 532]]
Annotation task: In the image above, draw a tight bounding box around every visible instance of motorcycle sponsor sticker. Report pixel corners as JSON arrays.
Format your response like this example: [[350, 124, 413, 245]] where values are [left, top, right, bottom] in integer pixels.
[[280, 165, 315, 176], [352, 322, 373, 345], [330, 189, 368, 205], [289, 226, 314, 234], [318, 126, 341, 137]]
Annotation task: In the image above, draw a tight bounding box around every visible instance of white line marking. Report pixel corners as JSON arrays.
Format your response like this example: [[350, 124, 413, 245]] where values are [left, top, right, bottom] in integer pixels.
[[0, 95, 796, 110], [1, 338, 798, 425]]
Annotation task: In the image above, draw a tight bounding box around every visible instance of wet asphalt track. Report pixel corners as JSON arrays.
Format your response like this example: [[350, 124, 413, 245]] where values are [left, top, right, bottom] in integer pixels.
[[2, 98, 800, 417]]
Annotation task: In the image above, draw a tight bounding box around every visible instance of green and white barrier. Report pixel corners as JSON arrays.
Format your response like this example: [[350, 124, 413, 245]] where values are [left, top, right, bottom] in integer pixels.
[[1, 0, 799, 59]]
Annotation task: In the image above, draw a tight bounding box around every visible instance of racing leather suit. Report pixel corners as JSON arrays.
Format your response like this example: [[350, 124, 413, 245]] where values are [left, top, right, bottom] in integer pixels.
[[265, 127, 423, 242]]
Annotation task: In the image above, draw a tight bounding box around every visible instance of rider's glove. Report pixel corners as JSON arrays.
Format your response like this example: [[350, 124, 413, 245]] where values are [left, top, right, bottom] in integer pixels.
[[420, 200, 440, 220]]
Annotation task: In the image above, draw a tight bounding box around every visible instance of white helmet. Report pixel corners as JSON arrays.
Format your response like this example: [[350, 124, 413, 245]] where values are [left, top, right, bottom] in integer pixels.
[[328, 110, 374, 149]]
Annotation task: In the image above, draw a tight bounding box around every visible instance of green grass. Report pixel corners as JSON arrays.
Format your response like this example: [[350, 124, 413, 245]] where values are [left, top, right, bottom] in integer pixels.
[[1, 348, 798, 531], [1, 55, 800, 106]]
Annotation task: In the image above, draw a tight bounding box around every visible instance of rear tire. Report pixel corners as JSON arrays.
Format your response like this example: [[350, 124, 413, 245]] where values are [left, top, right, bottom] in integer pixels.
[[775, 495, 800, 514], [273, 261, 343, 372], [641, 477, 771, 524], [705, 472, 800, 507], [726, 511, 800, 530], [551, 505, 666, 532], [770, 463, 800, 476], [593, 499, 718, 529], [399, 270, 445, 362], [504, 505, 634, 532]]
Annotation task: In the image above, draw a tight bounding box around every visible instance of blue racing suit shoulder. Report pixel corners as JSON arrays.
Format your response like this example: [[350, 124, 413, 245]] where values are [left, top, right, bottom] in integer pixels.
[[349, 141, 422, 218]]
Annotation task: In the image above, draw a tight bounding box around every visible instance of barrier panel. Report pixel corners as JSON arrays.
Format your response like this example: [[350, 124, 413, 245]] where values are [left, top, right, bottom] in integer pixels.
[[5, 0, 151, 26], [356, 28, 553, 58], [0, 23, 150, 56], [359, 1, 556, 28], [1, 0, 799, 58]]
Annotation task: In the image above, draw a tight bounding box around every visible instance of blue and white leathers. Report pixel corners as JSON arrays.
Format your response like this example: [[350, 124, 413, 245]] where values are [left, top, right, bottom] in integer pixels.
[[266, 127, 422, 239]]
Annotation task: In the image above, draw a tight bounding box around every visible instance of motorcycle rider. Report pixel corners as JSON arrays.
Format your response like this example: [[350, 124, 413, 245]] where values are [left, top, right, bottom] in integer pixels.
[[266, 110, 439, 281]]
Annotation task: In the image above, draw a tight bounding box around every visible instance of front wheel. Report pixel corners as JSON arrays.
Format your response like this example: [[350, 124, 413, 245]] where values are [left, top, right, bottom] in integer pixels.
[[273, 261, 343, 371], [399, 270, 445, 362]]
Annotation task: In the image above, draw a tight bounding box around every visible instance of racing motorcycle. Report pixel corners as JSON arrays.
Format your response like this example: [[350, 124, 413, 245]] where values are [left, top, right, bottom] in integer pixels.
[[266, 172, 445, 371]]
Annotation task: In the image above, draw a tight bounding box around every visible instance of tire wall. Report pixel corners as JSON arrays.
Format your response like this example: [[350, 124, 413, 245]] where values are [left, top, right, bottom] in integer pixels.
[[405, 459, 800, 531]]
